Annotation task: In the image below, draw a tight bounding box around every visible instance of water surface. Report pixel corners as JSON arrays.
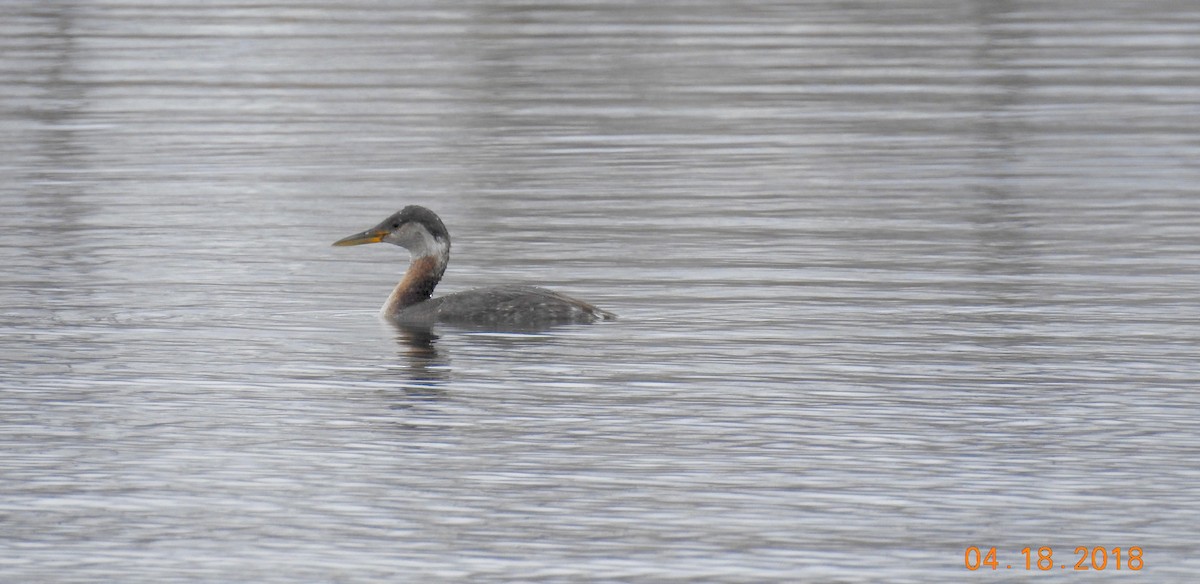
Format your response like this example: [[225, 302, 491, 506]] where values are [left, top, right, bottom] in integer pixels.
[[2, 1, 1199, 582]]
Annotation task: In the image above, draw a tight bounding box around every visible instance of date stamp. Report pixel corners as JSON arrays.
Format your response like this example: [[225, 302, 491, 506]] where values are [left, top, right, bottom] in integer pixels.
[[965, 546, 1143, 571]]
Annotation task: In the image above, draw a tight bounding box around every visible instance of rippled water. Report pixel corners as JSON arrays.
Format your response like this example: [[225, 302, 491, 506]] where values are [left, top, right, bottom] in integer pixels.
[[2, 1, 1199, 582]]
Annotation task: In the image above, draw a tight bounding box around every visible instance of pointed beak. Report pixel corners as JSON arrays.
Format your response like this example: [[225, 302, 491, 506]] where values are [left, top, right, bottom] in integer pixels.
[[332, 228, 388, 247]]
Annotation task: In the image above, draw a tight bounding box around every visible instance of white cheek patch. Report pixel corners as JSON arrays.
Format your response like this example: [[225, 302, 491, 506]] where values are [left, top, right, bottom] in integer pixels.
[[387, 224, 449, 261]]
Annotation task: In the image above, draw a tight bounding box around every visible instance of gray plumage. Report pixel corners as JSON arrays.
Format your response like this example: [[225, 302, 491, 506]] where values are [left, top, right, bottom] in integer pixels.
[[393, 284, 616, 328]]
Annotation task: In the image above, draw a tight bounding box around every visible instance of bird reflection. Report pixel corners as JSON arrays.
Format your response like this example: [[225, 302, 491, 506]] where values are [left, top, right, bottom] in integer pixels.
[[386, 323, 450, 406], [384, 321, 574, 410], [393, 323, 441, 360]]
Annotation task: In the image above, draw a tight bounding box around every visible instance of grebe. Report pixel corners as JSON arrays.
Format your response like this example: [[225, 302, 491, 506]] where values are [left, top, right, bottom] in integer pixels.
[[333, 206, 615, 328]]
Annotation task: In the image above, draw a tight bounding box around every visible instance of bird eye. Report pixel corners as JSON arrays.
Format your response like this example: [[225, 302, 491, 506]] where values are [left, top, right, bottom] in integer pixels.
[[392, 222, 400, 229]]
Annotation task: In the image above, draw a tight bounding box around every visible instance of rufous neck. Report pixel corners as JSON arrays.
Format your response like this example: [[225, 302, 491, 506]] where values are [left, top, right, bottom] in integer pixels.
[[382, 254, 446, 316]]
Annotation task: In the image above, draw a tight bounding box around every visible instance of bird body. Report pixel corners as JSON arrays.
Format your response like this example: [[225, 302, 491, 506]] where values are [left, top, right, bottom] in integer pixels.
[[334, 206, 615, 328]]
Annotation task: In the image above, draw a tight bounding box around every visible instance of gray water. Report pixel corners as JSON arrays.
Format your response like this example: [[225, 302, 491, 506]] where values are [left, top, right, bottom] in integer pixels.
[[2, 1, 1199, 582]]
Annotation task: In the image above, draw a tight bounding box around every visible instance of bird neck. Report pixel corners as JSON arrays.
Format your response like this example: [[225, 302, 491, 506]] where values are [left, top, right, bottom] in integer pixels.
[[383, 253, 447, 316]]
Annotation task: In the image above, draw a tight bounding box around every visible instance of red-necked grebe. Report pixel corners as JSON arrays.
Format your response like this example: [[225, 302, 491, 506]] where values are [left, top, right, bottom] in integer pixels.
[[333, 205, 616, 328]]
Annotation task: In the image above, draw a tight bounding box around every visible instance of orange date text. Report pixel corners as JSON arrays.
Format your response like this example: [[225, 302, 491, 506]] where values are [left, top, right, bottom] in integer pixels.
[[965, 546, 1143, 571]]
